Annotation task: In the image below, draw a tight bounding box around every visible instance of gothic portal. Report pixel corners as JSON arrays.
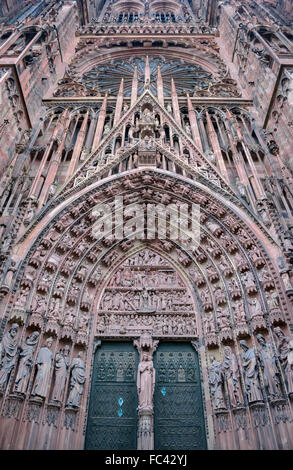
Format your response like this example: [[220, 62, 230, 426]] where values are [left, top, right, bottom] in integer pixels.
[[0, 0, 293, 451]]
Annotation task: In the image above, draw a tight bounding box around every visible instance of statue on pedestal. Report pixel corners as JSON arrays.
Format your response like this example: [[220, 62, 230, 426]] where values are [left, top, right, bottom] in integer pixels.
[[51, 345, 70, 402], [137, 353, 155, 410], [13, 330, 40, 394], [66, 351, 86, 407], [31, 337, 53, 399], [239, 340, 263, 403]]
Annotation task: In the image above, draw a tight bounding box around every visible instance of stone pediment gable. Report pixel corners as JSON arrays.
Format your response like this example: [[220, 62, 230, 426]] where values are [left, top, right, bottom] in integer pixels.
[[57, 89, 233, 200]]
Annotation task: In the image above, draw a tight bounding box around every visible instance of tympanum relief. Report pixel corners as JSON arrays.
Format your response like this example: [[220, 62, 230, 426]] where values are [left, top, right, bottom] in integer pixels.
[[97, 249, 198, 338]]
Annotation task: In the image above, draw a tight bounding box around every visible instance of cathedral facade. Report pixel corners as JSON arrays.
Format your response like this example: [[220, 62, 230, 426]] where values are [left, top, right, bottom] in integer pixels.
[[0, 0, 293, 450]]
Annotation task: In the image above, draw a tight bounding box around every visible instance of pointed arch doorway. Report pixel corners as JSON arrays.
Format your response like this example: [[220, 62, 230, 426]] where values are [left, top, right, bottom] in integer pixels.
[[84, 247, 207, 450]]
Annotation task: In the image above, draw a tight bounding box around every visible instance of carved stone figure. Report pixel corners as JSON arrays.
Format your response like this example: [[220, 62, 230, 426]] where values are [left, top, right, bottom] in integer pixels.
[[137, 353, 155, 410], [0, 323, 19, 392], [281, 271, 293, 291], [13, 331, 40, 394], [235, 178, 249, 203], [288, 339, 293, 396], [256, 334, 281, 399], [239, 340, 263, 403], [274, 327, 293, 394], [51, 345, 70, 402], [208, 355, 226, 410], [216, 308, 230, 329], [136, 288, 156, 313], [222, 346, 243, 407], [233, 300, 246, 323], [31, 337, 53, 399], [66, 352, 86, 407], [248, 297, 264, 319], [267, 291, 280, 311], [203, 314, 215, 334]]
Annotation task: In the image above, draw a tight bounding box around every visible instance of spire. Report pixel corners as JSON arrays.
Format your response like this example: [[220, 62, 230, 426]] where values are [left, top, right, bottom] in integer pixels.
[[157, 66, 164, 106], [114, 78, 124, 125]]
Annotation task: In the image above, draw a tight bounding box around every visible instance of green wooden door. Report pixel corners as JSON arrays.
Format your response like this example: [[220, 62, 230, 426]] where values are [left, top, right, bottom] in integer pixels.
[[85, 342, 138, 450], [154, 342, 207, 450]]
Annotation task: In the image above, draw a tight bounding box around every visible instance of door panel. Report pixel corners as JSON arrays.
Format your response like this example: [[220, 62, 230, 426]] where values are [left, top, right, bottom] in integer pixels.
[[85, 342, 138, 450], [154, 342, 207, 450]]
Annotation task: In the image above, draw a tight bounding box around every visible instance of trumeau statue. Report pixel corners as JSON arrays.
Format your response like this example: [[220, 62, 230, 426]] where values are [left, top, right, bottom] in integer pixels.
[[51, 345, 70, 402], [256, 334, 281, 399], [13, 330, 40, 394], [137, 353, 156, 410], [0, 323, 19, 392], [239, 340, 263, 403], [208, 355, 226, 410], [66, 351, 86, 407], [31, 337, 54, 399]]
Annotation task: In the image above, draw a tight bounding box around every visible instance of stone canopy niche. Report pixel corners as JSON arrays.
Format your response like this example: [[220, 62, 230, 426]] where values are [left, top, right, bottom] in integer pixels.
[[97, 248, 198, 339]]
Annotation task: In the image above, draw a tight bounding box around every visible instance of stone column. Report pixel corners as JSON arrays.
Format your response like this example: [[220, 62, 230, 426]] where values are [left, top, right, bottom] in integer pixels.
[[131, 67, 138, 106], [171, 78, 181, 126], [145, 56, 150, 86], [84, 109, 98, 153], [225, 109, 250, 186], [157, 66, 164, 107], [113, 78, 124, 125], [66, 109, 89, 179], [91, 92, 108, 151], [29, 124, 60, 198], [205, 110, 229, 181], [38, 110, 70, 206], [187, 94, 202, 151], [137, 409, 154, 450]]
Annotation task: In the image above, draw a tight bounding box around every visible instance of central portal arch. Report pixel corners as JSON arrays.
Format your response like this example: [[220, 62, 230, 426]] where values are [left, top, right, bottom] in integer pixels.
[[84, 247, 207, 450]]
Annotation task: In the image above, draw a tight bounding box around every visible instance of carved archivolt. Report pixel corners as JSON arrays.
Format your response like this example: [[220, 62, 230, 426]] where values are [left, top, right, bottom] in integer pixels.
[[0, 169, 292, 449]]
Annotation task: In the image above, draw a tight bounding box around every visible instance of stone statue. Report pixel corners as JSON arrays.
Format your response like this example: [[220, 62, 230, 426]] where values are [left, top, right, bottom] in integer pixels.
[[222, 346, 243, 407], [0, 323, 19, 392], [248, 297, 264, 319], [203, 314, 215, 334], [66, 351, 86, 407], [13, 330, 40, 394], [137, 353, 155, 410], [288, 339, 293, 396], [233, 300, 246, 323], [256, 334, 281, 399], [31, 337, 53, 399], [208, 355, 226, 410], [267, 291, 280, 311], [239, 340, 263, 403], [216, 308, 230, 330], [274, 327, 293, 394], [51, 345, 70, 402]]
